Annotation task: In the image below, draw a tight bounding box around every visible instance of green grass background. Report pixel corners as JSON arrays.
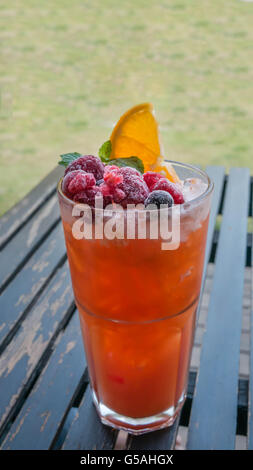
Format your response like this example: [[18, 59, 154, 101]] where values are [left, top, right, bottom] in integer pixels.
[[1, 0, 253, 215]]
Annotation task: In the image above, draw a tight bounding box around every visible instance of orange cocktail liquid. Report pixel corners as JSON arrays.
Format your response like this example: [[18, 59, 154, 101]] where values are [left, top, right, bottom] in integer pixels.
[[60, 210, 209, 420]]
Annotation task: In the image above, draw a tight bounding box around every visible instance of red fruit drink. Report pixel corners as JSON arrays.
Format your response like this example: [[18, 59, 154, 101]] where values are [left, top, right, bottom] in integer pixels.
[[58, 161, 213, 434]]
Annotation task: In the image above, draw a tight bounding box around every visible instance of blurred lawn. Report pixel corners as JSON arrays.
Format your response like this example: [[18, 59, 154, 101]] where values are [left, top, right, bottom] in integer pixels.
[[1, 0, 253, 215]]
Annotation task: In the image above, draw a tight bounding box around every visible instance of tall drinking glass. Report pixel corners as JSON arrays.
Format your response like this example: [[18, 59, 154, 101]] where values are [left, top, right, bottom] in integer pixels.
[[57, 161, 213, 434]]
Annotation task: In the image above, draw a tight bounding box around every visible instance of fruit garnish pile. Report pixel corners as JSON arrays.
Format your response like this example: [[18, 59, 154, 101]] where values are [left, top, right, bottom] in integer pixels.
[[59, 103, 184, 208]]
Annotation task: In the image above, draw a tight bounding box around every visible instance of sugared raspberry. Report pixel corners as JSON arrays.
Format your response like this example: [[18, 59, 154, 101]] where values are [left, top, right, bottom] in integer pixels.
[[111, 187, 126, 204], [117, 167, 149, 207], [143, 171, 163, 191], [104, 165, 120, 173], [100, 180, 126, 204], [62, 170, 96, 197], [65, 155, 104, 181], [100, 182, 112, 197], [104, 165, 123, 187], [120, 166, 141, 177], [73, 186, 112, 208], [99, 165, 148, 206], [153, 178, 184, 204]]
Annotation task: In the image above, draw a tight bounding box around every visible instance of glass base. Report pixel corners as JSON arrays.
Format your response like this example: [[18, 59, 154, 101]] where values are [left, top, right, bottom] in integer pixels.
[[91, 388, 186, 435]]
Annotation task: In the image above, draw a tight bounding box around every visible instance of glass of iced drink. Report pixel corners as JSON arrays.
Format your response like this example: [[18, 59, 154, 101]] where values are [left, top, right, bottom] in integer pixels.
[[57, 158, 213, 435]]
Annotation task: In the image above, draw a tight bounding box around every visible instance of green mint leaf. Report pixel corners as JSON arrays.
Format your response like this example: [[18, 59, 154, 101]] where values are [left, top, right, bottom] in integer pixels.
[[108, 156, 144, 174], [58, 152, 82, 168], [98, 140, 112, 162]]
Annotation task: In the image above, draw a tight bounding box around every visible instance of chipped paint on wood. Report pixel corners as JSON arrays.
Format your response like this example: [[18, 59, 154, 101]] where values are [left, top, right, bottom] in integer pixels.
[[0, 270, 71, 377], [0, 323, 6, 333], [27, 196, 58, 247], [32, 260, 49, 273], [0, 166, 62, 248], [8, 416, 26, 445], [15, 280, 46, 307], [0, 224, 66, 351], [31, 237, 57, 273], [8, 407, 31, 444], [58, 341, 76, 364], [40, 411, 51, 433], [0, 313, 85, 450], [0, 264, 73, 428]]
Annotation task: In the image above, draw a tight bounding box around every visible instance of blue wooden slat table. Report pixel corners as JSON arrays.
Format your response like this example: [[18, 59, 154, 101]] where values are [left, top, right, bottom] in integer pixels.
[[187, 168, 250, 450], [0, 165, 252, 450]]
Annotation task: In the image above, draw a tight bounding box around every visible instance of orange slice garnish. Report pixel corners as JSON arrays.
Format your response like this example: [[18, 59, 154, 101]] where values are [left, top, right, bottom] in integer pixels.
[[110, 103, 180, 183]]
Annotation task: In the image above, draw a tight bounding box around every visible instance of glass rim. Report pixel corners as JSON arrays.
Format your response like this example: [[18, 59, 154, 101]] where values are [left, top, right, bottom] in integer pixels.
[[57, 160, 214, 212]]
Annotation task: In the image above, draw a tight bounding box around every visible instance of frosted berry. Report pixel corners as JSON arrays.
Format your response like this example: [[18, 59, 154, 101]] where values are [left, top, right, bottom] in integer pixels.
[[111, 187, 126, 204], [117, 167, 149, 207], [73, 186, 112, 208], [153, 178, 184, 204], [62, 170, 96, 197], [144, 190, 174, 208], [98, 166, 148, 206], [104, 165, 123, 187], [119, 166, 141, 177], [143, 171, 163, 191], [64, 155, 104, 181]]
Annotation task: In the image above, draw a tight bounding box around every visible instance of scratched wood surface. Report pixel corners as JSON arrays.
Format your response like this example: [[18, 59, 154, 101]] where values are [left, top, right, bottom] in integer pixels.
[[0, 166, 252, 450], [0, 261, 74, 434], [0, 223, 66, 353], [1, 313, 86, 450], [0, 167, 63, 250]]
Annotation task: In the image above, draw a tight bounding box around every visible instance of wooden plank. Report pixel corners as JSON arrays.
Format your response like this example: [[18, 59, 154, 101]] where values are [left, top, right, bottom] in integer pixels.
[[0, 261, 74, 436], [0, 166, 63, 249], [62, 385, 116, 450], [1, 312, 86, 450], [128, 166, 225, 450], [180, 372, 248, 431], [128, 416, 180, 451], [195, 166, 225, 322], [0, 223, 66, 352], [202, 166, 225, 284], [187, 167, 250, 450], [0, 193, 60, 293], [248, 231, 253, 449]]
